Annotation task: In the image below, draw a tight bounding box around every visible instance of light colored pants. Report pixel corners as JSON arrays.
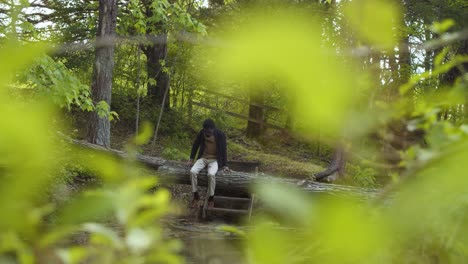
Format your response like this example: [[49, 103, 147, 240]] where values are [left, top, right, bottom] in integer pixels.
[[190, 158, 218, 196]]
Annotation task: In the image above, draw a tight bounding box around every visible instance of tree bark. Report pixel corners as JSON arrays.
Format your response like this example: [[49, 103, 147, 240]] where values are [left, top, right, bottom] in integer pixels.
[[87, 0, 118, 148], [157, 161, 375, 199], [462, 40, 468, 121], [399, 35, 411, 86], [388, 52, 399, 101], [135, 47, 142, 135], [424, 28, 433, 73], [144, 32, 170, 110], [188, 87, 193, 123], [246, 87, 265, 138], [314, 148, 345, 181], [71, 138, 165, 169]]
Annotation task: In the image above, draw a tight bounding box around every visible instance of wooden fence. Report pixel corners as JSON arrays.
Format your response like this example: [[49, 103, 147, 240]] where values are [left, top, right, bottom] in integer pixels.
[[190, 87, 286, 130]]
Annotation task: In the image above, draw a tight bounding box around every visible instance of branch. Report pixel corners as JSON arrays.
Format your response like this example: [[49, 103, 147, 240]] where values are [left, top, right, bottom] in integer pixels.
[[352, 29, 468, 57], [422, 29, 468, 52]]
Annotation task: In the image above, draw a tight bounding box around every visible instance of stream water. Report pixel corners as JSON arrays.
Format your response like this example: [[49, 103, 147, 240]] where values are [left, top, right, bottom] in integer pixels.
[[166, 218, 247, 264]]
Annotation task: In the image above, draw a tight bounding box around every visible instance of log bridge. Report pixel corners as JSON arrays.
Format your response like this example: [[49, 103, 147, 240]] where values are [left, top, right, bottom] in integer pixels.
[[69, 138, 378, 200]]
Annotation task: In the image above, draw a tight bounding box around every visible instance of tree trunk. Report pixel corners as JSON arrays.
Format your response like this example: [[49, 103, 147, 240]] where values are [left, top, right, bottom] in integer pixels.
[[87, 0, 118, 148], [135, 47, 142, 135], [188, 87, 193, 124], [387, 52, 398, 100], [368, 50, 381, 107], [424, 28, 433, 73], [181, 81, 186, 111], [459, 39, 468, 121], [144, 32, 170, 111], [399, 36, 411, 86], [246, 87, 265, 138], [441, 39, 468, 121]]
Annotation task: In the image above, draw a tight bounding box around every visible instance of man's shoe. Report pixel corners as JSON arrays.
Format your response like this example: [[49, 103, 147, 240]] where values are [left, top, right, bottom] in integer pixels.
[[190, 198, 200, 208]]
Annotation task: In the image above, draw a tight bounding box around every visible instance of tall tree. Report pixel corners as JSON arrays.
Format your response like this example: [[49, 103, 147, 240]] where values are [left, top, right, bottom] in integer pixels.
[[138, 0, 170, 110], [246, 86, 265, 138], [87, 0, 118, 147], [123, 0, 205, 118], [144, 27, 170, 110]]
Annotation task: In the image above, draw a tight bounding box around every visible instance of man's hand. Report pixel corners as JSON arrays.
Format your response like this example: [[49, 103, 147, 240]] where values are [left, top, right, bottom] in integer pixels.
[[222, 166, 230, 172], [186, 159, 194, 168]]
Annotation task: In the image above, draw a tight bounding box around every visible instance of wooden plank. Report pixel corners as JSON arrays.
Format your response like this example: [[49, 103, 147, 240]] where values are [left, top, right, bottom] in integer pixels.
[[196, 87, 282, 112], [207, 207, 249, 214], [192, 101, 284, 130], [214, 196, 251, 202], [202, 195, 208, 220], [248, 194, 255, 222]]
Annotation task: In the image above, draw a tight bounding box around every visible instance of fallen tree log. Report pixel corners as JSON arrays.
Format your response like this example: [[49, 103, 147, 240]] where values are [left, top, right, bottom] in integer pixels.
[[314, 148, 345, 181], [67, 137, 165, 169], [158, 161, 377, 199], [69, 138, 377, 199]]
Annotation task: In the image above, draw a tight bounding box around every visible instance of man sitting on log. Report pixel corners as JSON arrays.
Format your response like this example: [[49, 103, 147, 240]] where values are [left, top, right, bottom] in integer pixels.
[[187, 119, 230, 208]]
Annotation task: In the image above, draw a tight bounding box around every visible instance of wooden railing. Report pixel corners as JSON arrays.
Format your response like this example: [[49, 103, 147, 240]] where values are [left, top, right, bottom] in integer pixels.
[[190, 88, 286, 130]]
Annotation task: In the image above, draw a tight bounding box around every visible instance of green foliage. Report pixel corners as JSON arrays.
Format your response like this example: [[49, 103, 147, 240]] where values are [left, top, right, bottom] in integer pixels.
[[0, 1, 38, 40], [430, 19, 456, 34], [0, 41, 182, 264], [162, 147, 187, 161], [344, 164, 378, 188], [134, 122, 154, 145], [228, 141, 324, 177], [202, 8, 367, 139], [204, 4, 468, 263], [250, 183, 388, 264], [20, 55, 94, 111], [120, 0, 206, 36], [400, 53, 468, 95], [343, 0, 400, 48], [95, 101, 119, 121], [2, 0, 468, 263]]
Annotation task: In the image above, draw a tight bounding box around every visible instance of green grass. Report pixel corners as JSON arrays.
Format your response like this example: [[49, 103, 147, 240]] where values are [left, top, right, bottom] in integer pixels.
[[228, 141, 324, 178], [110, 122, 325, 179]]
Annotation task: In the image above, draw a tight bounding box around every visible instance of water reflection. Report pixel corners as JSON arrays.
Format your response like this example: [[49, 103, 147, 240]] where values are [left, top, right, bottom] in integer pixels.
[[167, 218, 246, 264]]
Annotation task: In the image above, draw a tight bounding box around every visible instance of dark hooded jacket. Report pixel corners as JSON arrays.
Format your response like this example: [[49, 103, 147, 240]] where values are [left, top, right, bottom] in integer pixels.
[[190, 128, 228, 167]]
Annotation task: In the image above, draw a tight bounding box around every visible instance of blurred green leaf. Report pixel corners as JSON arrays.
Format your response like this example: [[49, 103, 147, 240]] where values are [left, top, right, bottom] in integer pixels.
[[254, 182, 312, 225], [56, 192, 113, 226], [204, 9, 363, 138], [126, 228, 153, 254], [247, 220, 292, 264], [343, 0, 400, 49], [134, 122, 154, 145], [217, 225, 246, 237], [430, 19, 455, 34], [84, 223, 123, 248], [435, 47, 450, 67], [57, 246, 89, 264], [40, 226, 79, 248], [0, 42, 48, 91]]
